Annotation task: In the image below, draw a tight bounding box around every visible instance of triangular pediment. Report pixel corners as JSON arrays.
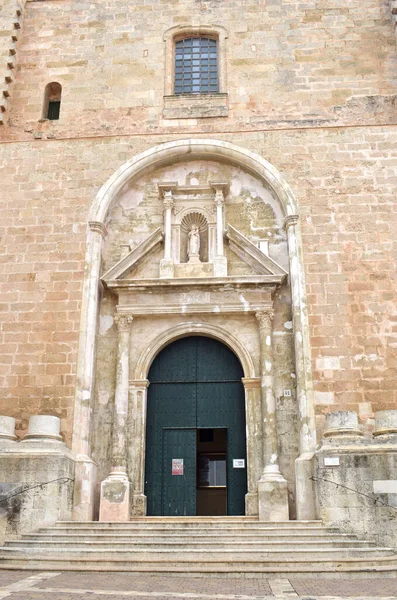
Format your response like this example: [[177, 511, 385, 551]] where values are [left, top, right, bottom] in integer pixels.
[[226, 224, 287, 276], [102, 227, 163, 282]]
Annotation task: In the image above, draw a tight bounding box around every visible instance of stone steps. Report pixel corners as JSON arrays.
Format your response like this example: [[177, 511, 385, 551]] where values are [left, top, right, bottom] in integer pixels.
[[4, 540, 378, 550], [20, 533, 362, 542], [0, 518, 396, 576]]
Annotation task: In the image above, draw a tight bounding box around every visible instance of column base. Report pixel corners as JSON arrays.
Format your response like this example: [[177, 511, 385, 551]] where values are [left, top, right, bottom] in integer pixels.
[[295, 452, 317, 520], [258, 467, 289, 522], [131, 492, 147, 516], [245, 492, 258, 516], [160, 258, 174, 278], [72, 455, 97, 522], [213, 256, 227, 277], [99, 469, 130, 522]]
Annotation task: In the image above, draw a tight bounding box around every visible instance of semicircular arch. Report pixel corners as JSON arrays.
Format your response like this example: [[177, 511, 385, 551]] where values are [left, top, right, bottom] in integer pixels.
[[89, 139, 298, 224], [134, 322, 256, 381]]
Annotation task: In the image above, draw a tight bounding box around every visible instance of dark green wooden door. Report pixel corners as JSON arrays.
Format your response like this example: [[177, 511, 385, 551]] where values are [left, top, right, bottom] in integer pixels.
[[145, 336, 247, 516], [162, 429, 196, 516]]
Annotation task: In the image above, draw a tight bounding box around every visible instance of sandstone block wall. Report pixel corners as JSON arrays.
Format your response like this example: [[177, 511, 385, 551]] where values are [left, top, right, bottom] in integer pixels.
[[0, 0, 396, 444]]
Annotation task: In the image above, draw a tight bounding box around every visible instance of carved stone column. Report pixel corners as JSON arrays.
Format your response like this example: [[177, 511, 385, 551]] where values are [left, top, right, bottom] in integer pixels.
[[211, 183, 228, 276], [99, 314, 133, 521], [285, 215, 317, 520], [129, 379, 149, 516], [242, 377, 262, 516], [160, 190, 175, 278], [255, 310, 289, 521]]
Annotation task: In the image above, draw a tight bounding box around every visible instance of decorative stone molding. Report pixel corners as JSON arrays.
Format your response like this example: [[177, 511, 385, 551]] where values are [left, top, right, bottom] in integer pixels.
[[255, 310, 274, 330], [284, 214, 299, 230], [114, 314, 133, 332], [242, 377, 261, 389], [75, 139, 311, 520], [88, 221, 108, 238], [135, 321, 256, 381], [227, 225, 287, 276]]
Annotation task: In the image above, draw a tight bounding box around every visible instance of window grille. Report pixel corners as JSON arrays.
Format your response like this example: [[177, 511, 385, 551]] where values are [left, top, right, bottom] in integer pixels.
[[174, 37, 218, 95]]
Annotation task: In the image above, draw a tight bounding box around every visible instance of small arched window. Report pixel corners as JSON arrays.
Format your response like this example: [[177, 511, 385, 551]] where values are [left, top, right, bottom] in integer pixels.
[[174, 37, 218, 95], [43, 82, 62, 120]]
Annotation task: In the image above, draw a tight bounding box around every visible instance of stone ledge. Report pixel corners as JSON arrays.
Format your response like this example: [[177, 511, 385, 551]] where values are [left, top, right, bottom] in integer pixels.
[[163, 93, 228, 119]]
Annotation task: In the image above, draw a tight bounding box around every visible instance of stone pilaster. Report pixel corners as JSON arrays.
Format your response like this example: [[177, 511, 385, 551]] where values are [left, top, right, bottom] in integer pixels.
[[255, 310, 289, 521], [160, 190, 175, 278], [72, 221, 106, 521], [285, 214, 317, 521], [211, 182, 228, 276], [129, 379, 149, 516], [99, 314, 133, 522]]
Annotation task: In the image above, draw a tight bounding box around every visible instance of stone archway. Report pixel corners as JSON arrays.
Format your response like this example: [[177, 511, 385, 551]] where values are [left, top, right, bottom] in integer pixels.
[[72, 139, 316, 522], [128, 322, 259, 517]]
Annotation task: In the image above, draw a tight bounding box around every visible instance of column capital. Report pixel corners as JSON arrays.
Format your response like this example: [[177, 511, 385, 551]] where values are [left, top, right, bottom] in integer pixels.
[[255, 310, 274, 330], [242, 377, 262, 389], [163, 192, 174, 211], [129, 379, 149, 389], [114, 315, 133, 332], [284, 214, 299, 231], [89, 221, 108, 238]]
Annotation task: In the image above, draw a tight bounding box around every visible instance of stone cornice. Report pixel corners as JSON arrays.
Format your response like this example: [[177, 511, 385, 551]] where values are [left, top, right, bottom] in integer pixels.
[[105, 275, 283, 290], [117, 303, 273, 317]]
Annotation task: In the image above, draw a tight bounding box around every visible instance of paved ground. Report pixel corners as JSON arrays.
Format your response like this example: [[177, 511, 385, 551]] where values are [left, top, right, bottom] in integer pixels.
[[0, 571, 396, 600]]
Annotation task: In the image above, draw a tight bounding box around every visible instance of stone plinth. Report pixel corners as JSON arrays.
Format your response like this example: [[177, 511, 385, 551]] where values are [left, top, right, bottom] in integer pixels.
[[99, 469, 130, 522], [258, 470, 289, 522], [0, 416, 17, 442], [21, 415, 63, 442], [373, 410, 397, 437], [324, 411, 363, 438]]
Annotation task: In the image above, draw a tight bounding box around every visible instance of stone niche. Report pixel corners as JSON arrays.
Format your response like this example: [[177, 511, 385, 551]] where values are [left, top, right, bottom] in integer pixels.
[[93, 159, 298, 519]]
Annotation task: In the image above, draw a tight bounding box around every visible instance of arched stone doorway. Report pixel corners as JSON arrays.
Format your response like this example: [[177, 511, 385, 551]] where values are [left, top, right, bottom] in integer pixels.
[[145, 336, 247, 516], [72, 139, 317, 524]]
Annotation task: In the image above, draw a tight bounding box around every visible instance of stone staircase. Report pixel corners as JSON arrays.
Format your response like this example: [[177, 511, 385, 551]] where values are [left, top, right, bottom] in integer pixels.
[[1, 517, 396, 577]]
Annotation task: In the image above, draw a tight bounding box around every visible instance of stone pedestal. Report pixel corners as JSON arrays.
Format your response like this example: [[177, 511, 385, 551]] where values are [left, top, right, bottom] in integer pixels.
[[21, 415, 63, 443], [213, 255, 227, 277], [160, 258, 174, 278], [324, 411, 363, 438], [0, 416, 17, 443], [373, 410, 397, 437], [99, 468, 130, 521], [258, 474, 289, 522]]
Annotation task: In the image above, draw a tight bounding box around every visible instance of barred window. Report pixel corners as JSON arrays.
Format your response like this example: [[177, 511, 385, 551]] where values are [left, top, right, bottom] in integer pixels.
[[174, 37, 219, 95]]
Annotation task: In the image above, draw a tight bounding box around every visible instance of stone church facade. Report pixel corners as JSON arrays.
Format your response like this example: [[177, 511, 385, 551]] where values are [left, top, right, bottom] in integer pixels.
[[1, 0, 397, 548]]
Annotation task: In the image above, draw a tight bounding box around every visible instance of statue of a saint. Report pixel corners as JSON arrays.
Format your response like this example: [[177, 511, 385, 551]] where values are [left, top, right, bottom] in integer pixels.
[[188, 224, 200, 258]]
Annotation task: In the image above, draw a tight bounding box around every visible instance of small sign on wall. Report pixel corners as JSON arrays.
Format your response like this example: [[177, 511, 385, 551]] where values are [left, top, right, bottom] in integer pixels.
[[172, 458, 184, 475], [233, 459, 245, 469], [324, 456, 340, 467]]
